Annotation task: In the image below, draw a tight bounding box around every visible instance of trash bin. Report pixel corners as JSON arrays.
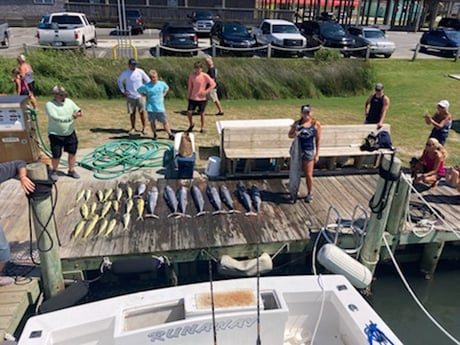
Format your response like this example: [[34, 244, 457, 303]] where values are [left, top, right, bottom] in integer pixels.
[[205, 156, 221, 177]]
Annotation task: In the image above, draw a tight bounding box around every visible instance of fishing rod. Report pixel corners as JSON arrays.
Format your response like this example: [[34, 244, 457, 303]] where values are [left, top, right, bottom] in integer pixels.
[[208, 250, 218, 345]]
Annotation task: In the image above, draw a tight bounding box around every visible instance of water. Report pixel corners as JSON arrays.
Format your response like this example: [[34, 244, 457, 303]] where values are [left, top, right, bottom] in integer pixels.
[[369, 263, 460, 345]]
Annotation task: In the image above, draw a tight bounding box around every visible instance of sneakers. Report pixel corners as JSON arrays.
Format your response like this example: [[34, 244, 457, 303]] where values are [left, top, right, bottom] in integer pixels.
[[0, 276, 14, 286], [200, 129, 206, 133], [168, 134, 175, 140], [67, 170, 80, 179], [187, 124, 195, 132], [140, 128, 146, 135], [305, 194, 313, 203], [216, 112, 224, 116], [152, 135, 158, 141], [128, 128, 136, 135], [50, 170, 59, 181]]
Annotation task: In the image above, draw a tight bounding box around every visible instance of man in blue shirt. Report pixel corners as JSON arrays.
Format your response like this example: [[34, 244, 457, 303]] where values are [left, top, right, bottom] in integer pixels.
[[137, 69, 174, 141]]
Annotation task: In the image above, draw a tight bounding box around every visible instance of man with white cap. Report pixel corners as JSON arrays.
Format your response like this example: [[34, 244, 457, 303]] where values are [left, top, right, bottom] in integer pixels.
[[424, 100, 452, 146], [117, 58, 150, 135], [364, 82, 390, 129]]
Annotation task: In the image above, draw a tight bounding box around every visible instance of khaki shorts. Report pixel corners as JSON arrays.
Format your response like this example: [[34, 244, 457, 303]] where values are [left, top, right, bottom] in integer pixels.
[[127, 97, 146, 114], [207, 89, 219, 103]]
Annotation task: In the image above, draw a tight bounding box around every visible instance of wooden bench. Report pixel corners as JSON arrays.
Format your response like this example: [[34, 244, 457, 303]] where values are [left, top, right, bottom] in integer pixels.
[[220, 122, 393, 175]]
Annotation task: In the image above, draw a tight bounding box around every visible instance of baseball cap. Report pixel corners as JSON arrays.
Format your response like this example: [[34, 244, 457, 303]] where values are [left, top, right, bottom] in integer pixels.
[[128, 58, 137, 65], [301, 104, 311, 113], [437, 100, 449, 109], [375, 83, 384, 91]]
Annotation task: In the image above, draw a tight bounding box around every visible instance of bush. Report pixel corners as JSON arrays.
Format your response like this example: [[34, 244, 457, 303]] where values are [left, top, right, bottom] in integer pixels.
[[314, 48, 342, 63]]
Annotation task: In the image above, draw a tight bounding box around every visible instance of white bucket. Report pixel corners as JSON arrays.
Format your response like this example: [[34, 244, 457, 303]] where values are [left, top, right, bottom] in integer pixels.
[[206, 156, 221, 177]]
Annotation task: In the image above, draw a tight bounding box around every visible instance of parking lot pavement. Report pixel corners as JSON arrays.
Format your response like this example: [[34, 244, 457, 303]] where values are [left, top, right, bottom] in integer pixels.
[[0, 26, 438, 60]]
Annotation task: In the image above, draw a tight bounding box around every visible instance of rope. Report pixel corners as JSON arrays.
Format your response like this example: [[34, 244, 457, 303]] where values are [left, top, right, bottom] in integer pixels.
[[382, 235, 460, 345], [364, 321, 395, 345]]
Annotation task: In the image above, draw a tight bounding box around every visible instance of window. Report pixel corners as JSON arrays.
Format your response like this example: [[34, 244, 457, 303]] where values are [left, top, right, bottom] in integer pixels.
[[34, 0, 54, 4]]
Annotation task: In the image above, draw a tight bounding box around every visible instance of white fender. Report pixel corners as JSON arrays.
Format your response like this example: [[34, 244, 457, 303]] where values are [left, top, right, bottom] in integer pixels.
[[317, 243, 372, 289]]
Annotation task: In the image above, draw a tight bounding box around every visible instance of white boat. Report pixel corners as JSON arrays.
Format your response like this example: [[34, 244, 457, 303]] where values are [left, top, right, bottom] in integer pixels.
[[18, 274, 402, 345]]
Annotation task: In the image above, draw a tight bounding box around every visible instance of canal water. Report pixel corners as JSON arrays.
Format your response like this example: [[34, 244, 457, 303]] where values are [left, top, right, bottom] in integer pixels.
[[369, 262, 460, 345]]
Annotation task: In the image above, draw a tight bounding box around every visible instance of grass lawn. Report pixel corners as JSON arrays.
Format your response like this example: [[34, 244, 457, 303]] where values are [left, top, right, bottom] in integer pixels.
[[32, 59, 460, 169]]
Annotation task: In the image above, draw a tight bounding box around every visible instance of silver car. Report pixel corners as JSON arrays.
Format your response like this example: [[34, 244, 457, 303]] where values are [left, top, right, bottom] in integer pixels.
[[347, 26, 396, 58], [187, 11, 214, 36]]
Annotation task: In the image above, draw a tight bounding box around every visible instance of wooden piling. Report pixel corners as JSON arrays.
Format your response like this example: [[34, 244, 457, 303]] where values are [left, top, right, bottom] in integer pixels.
[[420, 241, 445, 280], [359, 155, 401, 275], [27, 162, 65, 298]]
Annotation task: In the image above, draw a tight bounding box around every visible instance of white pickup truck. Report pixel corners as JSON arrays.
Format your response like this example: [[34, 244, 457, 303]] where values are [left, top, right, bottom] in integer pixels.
[[251, 19, 306, 56], [37, 12, 97, 47]]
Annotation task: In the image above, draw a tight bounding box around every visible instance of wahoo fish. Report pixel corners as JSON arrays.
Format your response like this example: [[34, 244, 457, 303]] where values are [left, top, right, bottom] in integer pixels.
[[84, 189, 91, 201], [206, 184, 225, 215], [191, 185, 208, 217], [122, 212, 131, 230], [177, 186, 192, 218], [236, 182, 257, 216], [105, 219, 117, 237], [97, 218, 109, 236], [135, 183, 146, 198], [75, 190, 86, 204], [126, 185, 133, 200], [219, 185, 240, 214], [135, 198, 145, 221], [164, 185, 180, 218], [115, 186, 123, 201], [112, 200, 120, 214], [103, 188, 113, 202], [100, 200, 112, 219], [80, 203, 89, 220], [96, 190, 104, 202], [83, 215, 100, 239], [74, 219, 87, 238], [145, 186, 160, 219], [250, 185, 262, 214], [126, 198, 134, 214]]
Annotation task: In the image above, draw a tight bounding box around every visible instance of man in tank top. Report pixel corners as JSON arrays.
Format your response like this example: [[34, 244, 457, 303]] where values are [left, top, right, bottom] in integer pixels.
[[364, 83, 390, 129]]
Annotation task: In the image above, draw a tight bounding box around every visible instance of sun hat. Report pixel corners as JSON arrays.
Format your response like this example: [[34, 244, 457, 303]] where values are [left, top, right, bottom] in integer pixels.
[[437, 100, 449, 109]]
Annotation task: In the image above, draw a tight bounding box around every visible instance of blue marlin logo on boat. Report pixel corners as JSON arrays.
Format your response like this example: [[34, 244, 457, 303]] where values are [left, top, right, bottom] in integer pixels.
[[147, 317, 257, 342]]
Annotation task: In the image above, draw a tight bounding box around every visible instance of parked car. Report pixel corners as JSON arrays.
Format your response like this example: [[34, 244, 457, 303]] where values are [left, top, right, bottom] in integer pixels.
[[125, 9, 144, 35], [419, 28, 460, 56], [0, 22, 9, 48], [159, 22, 198, 56], [300, 20, 355, 56], [438, 17, 460, 31], [347, 26, 396, 58], [187, 11, 214, 36], [210, 21, 256, 55]]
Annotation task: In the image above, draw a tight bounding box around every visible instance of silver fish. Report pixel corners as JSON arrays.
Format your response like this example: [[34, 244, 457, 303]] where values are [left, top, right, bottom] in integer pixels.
[[206, 184, 225, 215], [135, 183, 147, 198], [122, 212, 131, 230], [177, 186, 191, 218], [191, 185, 208, 217], [251, 185, 262, 214], [145, 186, 160, 219], [219, 185, 240, 214], [164, 185, 180, 218], [236, 182, 257, 216]]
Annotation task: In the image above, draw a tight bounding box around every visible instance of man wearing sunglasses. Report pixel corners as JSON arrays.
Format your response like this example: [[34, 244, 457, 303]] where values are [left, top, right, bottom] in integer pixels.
[[45, 85, 82, 181], [364, 83, 390, 130]]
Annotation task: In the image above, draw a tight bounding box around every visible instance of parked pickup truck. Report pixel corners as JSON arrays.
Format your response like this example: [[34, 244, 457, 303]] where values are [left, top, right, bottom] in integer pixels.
[[251, 19, 306, 56], [0, 22, 9, 48], [37, 12, 97, 47]]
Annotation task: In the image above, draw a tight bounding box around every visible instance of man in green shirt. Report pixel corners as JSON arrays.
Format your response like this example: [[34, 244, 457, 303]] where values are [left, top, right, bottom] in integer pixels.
[[45, 85, 82, 180]]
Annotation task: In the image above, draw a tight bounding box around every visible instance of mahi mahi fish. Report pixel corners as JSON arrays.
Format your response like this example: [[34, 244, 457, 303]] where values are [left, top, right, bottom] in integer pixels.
[[177, 186, 191, 218], [105, 219, 117, 237], [135, 198, 145, 221], [122, 212, 131, 230], [103, 188, 113, 202], [236, 182, 257, 216], [206, 184, 225, 215], [250, 185, 262, 214], [145, 186, 160, 219], [74, 219, 87, 238], [83, 215, 100, 239], [191, 185, 208, 217], [97, 218, 109, 236], [164, 185, 180, 218], [219, 184, 239, 214], [115, 186, 123, 201], [75, 190, 85, 204]]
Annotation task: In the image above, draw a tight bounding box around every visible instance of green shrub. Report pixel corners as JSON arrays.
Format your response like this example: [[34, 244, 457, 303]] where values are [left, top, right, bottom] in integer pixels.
[[314, 48, 342, 63]]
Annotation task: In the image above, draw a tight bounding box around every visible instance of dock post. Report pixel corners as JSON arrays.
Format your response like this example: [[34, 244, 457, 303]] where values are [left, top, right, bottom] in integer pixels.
[[360, 154, 401, 276], [420, 241, 445, 279], [27, 162, 65, 299]]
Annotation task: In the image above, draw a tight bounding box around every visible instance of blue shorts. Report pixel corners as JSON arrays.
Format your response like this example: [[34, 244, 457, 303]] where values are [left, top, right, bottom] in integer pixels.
[[301, 149, 315, 161], [148, 112, 168, 124]]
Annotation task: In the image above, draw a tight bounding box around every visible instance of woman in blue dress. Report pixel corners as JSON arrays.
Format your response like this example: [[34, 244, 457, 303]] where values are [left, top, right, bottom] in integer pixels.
[[288, 105, 321, 203], [424, 100, 452, 146]]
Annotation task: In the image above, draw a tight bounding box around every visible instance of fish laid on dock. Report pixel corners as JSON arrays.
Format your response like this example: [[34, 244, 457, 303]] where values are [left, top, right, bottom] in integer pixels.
[[135, 183, 146, 198], [164, 185, 180, 218], [83, 215, 100, 239], [84, 189, 91, 201], [97, 218, 109, 236], [115, 186, 123, 202], [126, 199, 134, 214], [112, 200, 120, 214], [100, 201, 112, 219], [177, 186, 191, 218], [207, 184, 225, 215], [251, 185, 262, 214], [74, 219, 87, 238], [219, 184, 240, 214], [75, 190, 86, 204], [145, 186, 160, 219], [122, 212, 131, 230], [105, 219, 117, 237], [80, 203, 89, 220], [103, 188, 113, 202], [191, 185, 208, 217], [135, 198, 145, 221], [126, 185, 133, 200], [236, 182, 257, 216], [96, 190, 104, 203]]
